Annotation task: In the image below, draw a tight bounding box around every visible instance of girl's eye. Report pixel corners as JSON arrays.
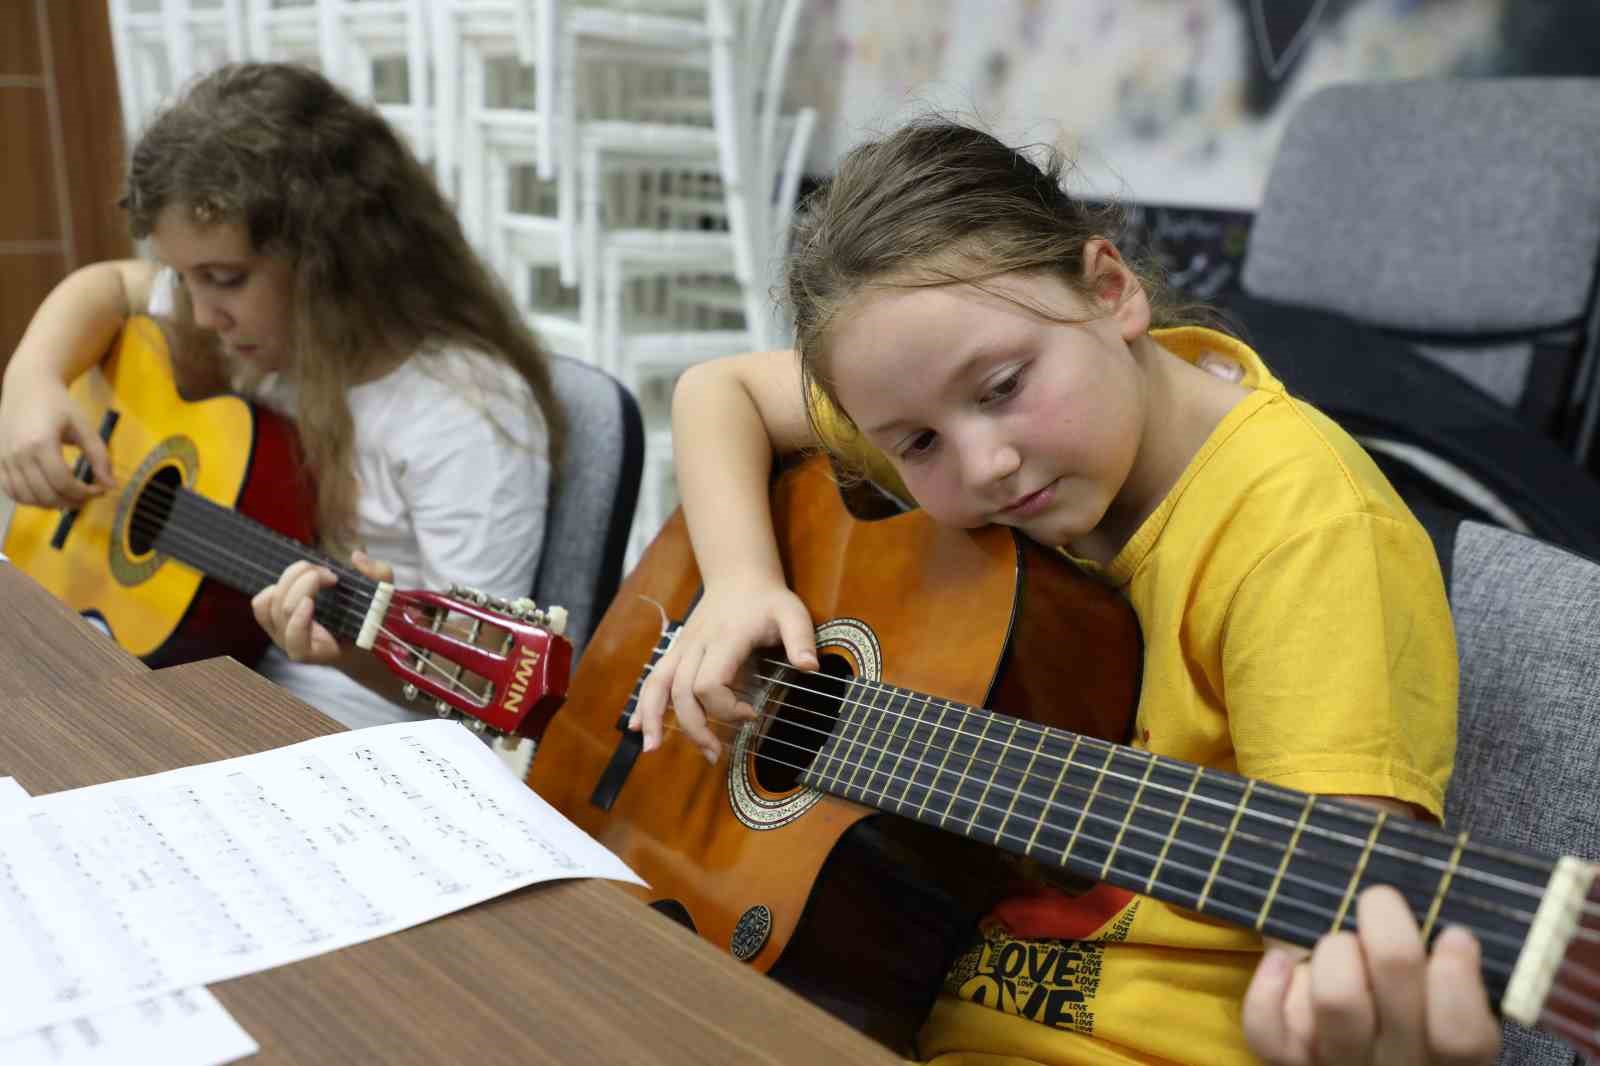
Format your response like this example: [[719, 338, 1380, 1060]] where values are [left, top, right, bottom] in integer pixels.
[[983, 368, 1024, 405], [899, 430, 938, 461], [204, 272, 245, 289]]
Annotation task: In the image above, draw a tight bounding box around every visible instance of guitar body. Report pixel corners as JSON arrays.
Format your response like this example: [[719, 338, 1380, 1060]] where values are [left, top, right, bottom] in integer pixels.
[[3, 316, 316, 668], [528, 457, 1142, 1046]]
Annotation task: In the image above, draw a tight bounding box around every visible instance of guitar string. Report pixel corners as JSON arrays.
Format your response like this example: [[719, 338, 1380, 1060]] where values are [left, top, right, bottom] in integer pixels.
[[648, 692, 1544, 957], [71, 482, 512, 705], [68, 456, 383, 625], [121, 513, 381, 633], [118, 480, 380, 619], [621, 636, 1572, 926], [629, 625, 1563, 887], [734, 666, 1600, 950], [659, 715, 1600, 1028], [739, 658, 1563, 901], [644, 713, 1547, 994]]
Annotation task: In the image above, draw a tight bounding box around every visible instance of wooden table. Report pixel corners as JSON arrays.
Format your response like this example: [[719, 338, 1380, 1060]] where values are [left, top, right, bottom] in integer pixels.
[[0, 562, 905, 1065]]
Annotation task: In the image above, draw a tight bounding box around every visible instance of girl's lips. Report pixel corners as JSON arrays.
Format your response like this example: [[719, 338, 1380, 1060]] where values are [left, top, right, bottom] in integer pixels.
[[1002, 479, 1058, 519]]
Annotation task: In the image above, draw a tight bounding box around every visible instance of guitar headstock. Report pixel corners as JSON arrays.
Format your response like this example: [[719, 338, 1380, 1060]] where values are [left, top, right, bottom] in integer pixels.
[[368, 585, 573, 741]]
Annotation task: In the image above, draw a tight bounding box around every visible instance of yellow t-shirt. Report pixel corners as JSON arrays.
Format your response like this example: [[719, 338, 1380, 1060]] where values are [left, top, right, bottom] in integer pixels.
[[811, 326, 1458, 1066]]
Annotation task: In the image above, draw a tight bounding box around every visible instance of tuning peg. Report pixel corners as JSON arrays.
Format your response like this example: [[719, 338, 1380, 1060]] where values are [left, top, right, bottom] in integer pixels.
[[545, 605, 568, 637], [402, 683, 419, 702]]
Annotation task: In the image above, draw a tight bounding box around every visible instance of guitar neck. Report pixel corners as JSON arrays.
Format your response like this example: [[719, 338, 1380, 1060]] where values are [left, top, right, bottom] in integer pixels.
[[144, 485, 378, 643], [799, 678, 1556, 1011]]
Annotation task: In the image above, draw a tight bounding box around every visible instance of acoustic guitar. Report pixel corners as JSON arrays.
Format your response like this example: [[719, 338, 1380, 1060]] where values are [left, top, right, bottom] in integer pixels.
[[3, 315, 571, 739], [527, 455, 1600, 1058]]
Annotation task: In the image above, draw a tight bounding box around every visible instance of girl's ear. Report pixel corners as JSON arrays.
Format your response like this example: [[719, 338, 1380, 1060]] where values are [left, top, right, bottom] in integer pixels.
[[1082, 238, 1151, 342]]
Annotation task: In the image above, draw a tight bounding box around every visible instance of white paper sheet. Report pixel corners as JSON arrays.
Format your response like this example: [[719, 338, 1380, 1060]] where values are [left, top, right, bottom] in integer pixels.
[[0, 719, 644, 1039], [0, 777, 258, 1066]]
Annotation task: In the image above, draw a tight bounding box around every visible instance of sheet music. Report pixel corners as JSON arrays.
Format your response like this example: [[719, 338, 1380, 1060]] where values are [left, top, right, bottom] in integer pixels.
[[0, 778, 258, 1066], [0, 720, 644, 1039]]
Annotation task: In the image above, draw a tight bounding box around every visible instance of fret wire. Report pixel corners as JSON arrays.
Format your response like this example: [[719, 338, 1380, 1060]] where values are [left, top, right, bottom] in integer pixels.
[[1103, 753, 1158, 881], [1061, 743, 1115, 865], [820, 679, 865, 790], [997, 724, 1052, 849], [1256, 794, 1318, 932], [1199, 780, 1256, 911], [843, 679, 895, 802], [1025, 735, 1083, 859], [825, 675, 876, 793], [1148, 764, 1204, 895], [891, 693, 934, 813], [915, 701, 963, 822], [969, 717, 1022, 843], [872, 688, 917, 807], [935, 705, 980, 827], [943, 709, 993, 829], [617, 637, 675, 727], [1422, 833, 1470, 939]]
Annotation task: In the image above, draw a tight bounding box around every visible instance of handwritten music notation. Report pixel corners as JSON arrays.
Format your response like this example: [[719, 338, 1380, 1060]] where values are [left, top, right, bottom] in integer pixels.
[[0, 722, 643, 1040]]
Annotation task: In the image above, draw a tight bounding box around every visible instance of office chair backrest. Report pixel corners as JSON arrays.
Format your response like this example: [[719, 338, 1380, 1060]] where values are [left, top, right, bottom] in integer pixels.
[[1443, 520, 1600, 1066], [531, 355, 645, 656], [1242, 78, 1600, 457]]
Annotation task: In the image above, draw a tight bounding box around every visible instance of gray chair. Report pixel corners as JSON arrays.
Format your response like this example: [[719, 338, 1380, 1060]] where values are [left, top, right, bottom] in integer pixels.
[[1442, 520, 1600, 1066], [1229, 77, 1600, 555], [532, 354, 644, 657], [1243, 77, 1600, 457]]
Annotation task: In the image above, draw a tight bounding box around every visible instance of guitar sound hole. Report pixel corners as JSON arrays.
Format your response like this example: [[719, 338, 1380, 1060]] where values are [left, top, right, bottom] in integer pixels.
[[128, 465, 183, 555], [752, 651, 854, 793]]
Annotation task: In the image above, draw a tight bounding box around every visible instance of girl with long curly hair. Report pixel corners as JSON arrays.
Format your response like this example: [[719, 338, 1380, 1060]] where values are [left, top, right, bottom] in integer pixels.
[[0, 62, 563, 730]]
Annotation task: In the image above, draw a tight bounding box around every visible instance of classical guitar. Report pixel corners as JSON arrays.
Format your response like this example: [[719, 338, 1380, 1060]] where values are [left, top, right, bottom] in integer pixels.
[[3, 315, 571, 739], [527, 454, 1600, 1058]]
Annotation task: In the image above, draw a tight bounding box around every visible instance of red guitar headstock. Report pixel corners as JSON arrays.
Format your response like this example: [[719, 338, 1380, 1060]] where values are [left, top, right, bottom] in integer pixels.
[[366, 585, 574, 741]]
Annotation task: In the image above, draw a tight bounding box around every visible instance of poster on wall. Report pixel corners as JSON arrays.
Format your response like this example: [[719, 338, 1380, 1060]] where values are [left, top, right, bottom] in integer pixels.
[[794, 0, 1600, 209]]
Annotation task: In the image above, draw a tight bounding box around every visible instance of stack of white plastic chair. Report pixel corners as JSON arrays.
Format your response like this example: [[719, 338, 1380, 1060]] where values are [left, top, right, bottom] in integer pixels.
[[433, 1, 552, 216], [242, 0, 330, 68], [109, 0, 249, 136], [565, 0, 811, 563], [545, 1, 717, 362], [433, 1, 577, 354], [317, 0, 434, 161]]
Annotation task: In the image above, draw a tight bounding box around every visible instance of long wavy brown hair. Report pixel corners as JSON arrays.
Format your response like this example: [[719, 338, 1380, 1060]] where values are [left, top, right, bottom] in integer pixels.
[[121, 62, 563, 551], [785, 118, 1222, 470]]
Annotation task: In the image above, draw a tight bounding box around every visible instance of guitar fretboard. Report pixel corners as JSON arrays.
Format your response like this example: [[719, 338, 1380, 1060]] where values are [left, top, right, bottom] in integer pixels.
[[143, 486, 376, 643], [799, 676, 1552, 1008]]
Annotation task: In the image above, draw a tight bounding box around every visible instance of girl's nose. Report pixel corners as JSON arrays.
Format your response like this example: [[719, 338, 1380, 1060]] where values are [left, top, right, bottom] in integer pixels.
[[964, 434, 1022, 488], [192, 298, 231, 333]]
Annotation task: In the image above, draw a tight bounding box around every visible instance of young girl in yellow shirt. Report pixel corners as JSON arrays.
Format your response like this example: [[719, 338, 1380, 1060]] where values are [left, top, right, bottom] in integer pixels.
[[630, 119, 1501, 1066]]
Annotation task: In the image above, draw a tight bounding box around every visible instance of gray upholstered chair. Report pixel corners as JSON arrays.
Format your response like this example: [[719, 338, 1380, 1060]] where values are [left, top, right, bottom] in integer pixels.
[[1442, 521, 1600, 1066], [1229, 77, 1600, 555], [531, 354, 644, 658], [1243, 77, 1600, 457]]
